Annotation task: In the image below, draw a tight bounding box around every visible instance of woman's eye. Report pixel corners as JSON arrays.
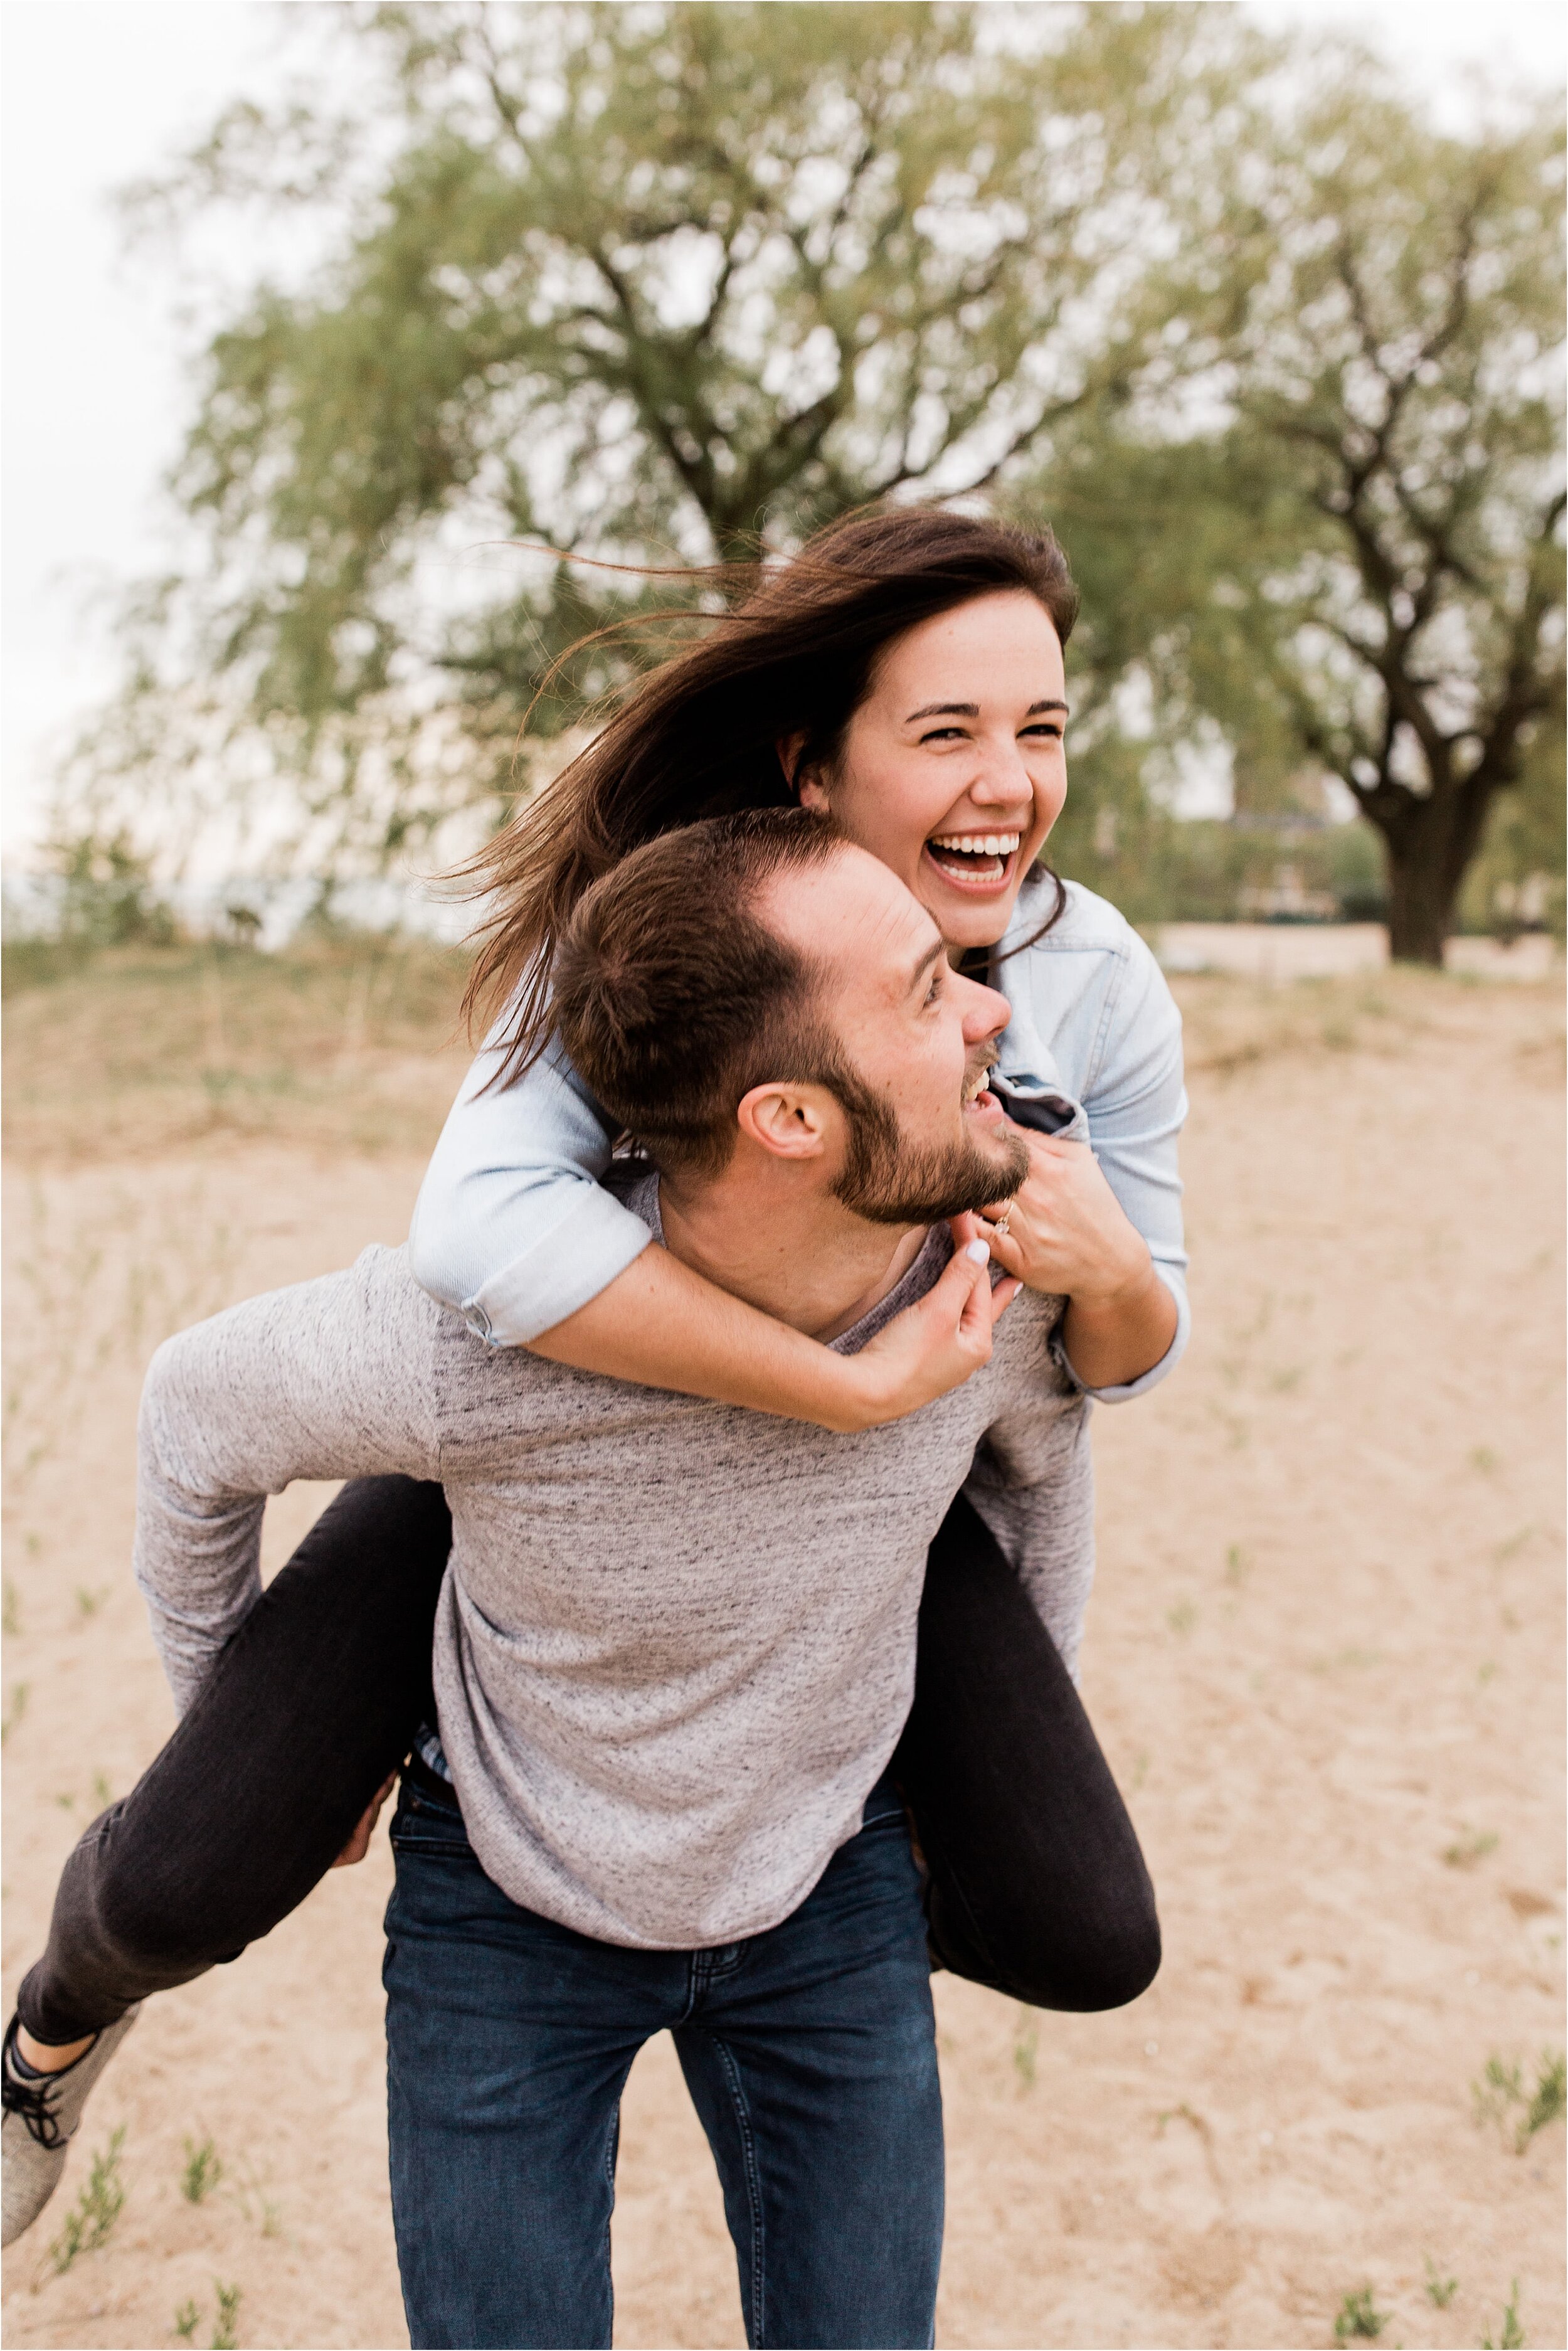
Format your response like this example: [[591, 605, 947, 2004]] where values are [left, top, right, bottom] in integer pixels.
[[919, 726, 967, 744]]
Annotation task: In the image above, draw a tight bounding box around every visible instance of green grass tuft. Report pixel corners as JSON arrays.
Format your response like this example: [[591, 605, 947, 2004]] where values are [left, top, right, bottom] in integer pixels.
[[209, 2279, 243, 2350], [1481, 2278, 1525, 2348], [48, 2126, 126, 2272], [1332, 2285, 1387, 2341], [1473, 2050, 1566, 2152], [1422, 2256, 1458, 2308], [1441, 1827, 1498, 1869], [1012, 2007, 1038, 2090], [181, 2135, 223, 2203], [1521, 2052, 1565, 2145]]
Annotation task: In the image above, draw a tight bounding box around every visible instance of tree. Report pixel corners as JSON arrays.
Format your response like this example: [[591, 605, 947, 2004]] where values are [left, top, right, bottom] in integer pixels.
[[65, 4, 1562, 957], [73, 0, 1268, 869], [1170, 80, 1564, 962]]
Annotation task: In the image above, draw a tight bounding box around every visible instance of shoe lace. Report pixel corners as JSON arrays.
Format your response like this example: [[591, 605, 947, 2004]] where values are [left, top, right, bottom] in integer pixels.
[[2, 2059, 64, 2149]]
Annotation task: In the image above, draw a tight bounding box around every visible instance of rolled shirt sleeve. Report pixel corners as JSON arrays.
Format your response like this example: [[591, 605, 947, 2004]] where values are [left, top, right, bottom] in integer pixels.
[[1052, 1266, 1190, 1405], [409, 1030, 654, 1347], [1032, 918, 1190, 1405]]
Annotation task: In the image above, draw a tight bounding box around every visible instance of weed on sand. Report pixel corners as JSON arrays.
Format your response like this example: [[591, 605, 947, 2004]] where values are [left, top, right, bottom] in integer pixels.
[[47, 2126, 126, 2273], [182, 2135, 224, 2204], [1474, 2052, 1567, 2153], [1332, 2284, 1388, 2340], [1482, 2278, 1527, 2348], [1443, 1827, 1500, 1869], [209, 2278, 243, 2350], [1423, 2256, 1459, 2307]]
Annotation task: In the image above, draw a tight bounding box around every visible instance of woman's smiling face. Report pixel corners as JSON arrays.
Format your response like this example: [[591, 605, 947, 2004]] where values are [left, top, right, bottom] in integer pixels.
[[793, 590, 1068, 953]]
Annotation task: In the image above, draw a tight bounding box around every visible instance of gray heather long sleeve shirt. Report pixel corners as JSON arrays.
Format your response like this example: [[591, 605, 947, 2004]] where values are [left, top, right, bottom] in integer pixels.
[[134, 1175, 1095, 1951]]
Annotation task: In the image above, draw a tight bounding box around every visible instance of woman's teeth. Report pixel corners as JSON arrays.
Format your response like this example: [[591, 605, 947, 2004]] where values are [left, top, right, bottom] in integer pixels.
[[928, 832, 1020, 881]]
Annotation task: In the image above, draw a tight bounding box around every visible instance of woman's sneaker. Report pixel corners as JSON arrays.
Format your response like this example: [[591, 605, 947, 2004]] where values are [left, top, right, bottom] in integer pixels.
[[1, 2007, 140, 2247]]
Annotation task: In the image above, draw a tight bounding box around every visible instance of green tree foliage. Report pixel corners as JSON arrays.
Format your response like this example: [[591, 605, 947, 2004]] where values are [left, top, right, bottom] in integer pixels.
[[70, 0, 1271, 868], [66, 3, 1563, 961], [1220, 85, 1564, 962], [1042, 78, 1564, 959]]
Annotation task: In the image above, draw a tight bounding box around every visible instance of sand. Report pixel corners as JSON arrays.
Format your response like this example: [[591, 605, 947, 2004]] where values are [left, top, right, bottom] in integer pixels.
[[1155, 925, 1557, 984], [2, 964, 1562, 2350]]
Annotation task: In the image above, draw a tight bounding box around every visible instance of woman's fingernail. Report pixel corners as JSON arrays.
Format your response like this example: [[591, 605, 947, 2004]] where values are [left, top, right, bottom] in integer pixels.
[[966, 1239, 990, 1264]]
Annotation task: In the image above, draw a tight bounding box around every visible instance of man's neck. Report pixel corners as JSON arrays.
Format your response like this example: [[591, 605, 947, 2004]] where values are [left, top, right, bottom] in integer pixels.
[[656, 1166, 929, 1344]]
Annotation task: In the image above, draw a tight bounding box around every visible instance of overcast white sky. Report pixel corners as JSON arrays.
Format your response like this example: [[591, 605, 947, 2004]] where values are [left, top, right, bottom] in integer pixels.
[[3, 0, 1564, 863]]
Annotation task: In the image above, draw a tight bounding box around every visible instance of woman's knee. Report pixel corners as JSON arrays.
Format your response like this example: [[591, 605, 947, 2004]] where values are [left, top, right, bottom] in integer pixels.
[[977, 1886, 1162, 2014], [1062, 1897, 1161, 2011], [1044, 1897, 1161, 2012]]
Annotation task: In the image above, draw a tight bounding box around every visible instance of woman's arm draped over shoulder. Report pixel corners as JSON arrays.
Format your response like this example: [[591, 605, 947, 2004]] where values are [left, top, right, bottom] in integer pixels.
[[409, 1031, 652, 1344], [408, 1021, 1009, 1433]]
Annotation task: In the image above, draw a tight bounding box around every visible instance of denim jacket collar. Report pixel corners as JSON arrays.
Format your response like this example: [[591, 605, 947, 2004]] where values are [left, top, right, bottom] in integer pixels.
[[987, 882, 1089, 1143]]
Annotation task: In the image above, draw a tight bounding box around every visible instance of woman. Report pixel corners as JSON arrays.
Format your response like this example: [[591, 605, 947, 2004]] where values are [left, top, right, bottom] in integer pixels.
[[4, 506, 1184, 2247]]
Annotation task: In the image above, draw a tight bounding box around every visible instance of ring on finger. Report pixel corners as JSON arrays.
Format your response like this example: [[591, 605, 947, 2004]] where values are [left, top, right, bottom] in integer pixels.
[[993, 1213, 1011, 1238]]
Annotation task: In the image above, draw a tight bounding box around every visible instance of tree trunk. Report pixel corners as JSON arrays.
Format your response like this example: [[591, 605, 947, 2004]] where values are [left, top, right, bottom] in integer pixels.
[[1369, 772, 1501, 967], [1384, 852, 1452, 965]]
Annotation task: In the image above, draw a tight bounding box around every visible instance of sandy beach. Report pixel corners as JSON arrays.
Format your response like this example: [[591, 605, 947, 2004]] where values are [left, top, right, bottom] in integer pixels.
[[3, 952, 1562, 2350]]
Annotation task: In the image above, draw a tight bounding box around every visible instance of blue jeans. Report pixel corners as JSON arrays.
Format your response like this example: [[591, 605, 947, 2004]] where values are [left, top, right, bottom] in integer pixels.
[[383, 1770, 944, 2351]]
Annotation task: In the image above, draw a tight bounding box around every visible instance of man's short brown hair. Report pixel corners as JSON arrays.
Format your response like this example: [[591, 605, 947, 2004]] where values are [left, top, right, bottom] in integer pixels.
[[551, 809, 852, 1180]]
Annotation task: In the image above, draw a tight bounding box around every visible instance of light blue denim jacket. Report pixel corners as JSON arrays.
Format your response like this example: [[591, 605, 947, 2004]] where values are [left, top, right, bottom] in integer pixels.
[[410, 876, 1190, 1403]]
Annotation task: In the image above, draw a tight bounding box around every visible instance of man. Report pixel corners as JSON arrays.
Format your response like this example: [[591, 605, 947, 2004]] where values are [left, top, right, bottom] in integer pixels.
[[62, 812, 1099, 2347]]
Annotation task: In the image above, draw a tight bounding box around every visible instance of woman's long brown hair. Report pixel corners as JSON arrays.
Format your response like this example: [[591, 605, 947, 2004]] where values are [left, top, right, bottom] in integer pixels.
[[458, 504, 1079, 1081]]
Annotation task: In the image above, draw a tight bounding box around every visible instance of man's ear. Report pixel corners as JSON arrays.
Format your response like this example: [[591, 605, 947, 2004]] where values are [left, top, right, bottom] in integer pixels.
[[736, 1080, 834, 1162]]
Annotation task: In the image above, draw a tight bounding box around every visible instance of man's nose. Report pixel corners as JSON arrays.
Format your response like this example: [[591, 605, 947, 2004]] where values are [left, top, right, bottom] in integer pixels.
[[958, 976, 1013, 1041]]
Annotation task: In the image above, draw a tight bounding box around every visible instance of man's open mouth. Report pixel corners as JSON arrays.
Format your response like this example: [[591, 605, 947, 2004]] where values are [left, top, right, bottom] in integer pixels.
[[926, 831, 1021, 888], [961, 1059, 1000, 1118]]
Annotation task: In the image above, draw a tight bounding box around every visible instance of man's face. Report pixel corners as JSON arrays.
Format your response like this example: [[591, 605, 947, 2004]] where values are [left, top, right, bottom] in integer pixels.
[[762, 845, 1029, 1224]]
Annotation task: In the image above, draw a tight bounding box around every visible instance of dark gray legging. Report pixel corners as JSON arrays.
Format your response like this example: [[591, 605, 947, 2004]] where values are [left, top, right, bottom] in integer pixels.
[[18, 1480, 1159, 2044]]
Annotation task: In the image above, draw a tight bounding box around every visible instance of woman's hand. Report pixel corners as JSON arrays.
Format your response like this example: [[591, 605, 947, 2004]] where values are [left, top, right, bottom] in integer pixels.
[[976, 1130, 1149, 1305], [977, 1128, 1178, 1390], [331, 1775, 396, 1867], [829, 1218, 1022, 1433]]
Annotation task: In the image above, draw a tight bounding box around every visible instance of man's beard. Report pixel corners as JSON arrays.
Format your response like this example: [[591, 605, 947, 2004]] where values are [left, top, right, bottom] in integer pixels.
[[827, 1066, 1030, 1228]]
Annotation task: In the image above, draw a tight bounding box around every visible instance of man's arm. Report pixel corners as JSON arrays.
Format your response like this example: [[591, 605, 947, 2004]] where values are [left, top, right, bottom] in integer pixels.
[[135, 1246, 442, 1714]]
